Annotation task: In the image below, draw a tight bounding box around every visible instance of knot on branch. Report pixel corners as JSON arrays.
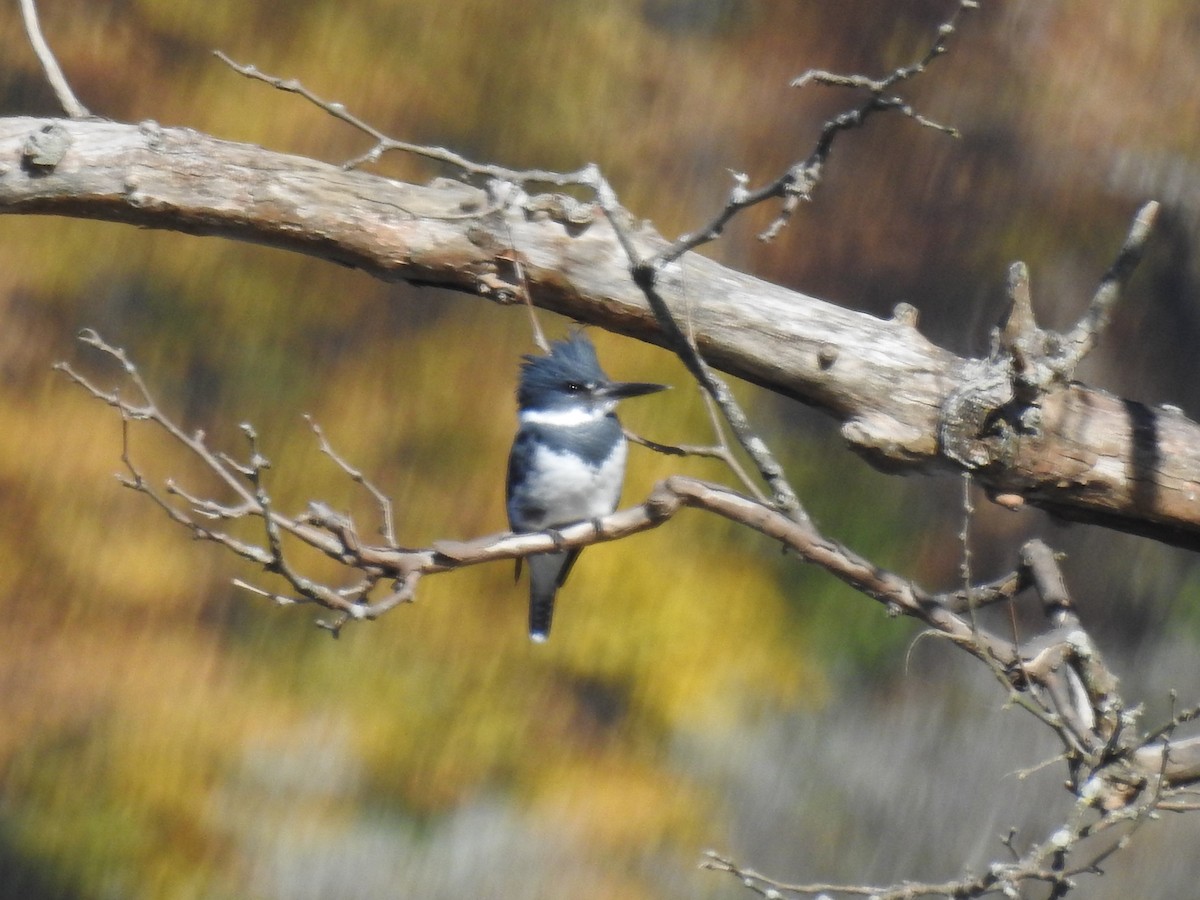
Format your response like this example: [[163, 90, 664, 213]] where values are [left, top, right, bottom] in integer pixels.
[[646, 480, 684, 521], [940, 203, 1159, 472], [20, 121, 71, 170], [521, 192, 598, 231], [940, 264, 1066, 469], [841, 412, 931, 470]]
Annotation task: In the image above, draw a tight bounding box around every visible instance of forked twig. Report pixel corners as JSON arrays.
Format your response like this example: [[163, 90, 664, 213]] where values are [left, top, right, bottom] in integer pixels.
[[624, 387, 768, 504], [650, 0, 977, 261], [306, 415, 398, 548]]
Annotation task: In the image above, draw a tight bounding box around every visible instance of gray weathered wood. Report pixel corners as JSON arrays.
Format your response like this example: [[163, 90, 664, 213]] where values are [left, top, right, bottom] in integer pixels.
[[3, 116, 1199, 548]]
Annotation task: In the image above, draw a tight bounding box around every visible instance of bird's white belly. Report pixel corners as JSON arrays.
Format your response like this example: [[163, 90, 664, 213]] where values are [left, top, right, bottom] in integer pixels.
[[524, 442, 627, 527]]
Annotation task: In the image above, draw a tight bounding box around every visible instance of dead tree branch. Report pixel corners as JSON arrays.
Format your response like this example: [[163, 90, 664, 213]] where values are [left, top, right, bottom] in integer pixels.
[[1, 117, 1189, 547]]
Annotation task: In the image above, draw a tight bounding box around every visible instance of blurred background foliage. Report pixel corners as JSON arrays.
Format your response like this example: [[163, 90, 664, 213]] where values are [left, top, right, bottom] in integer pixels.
[[1, 1, 1199, 897]]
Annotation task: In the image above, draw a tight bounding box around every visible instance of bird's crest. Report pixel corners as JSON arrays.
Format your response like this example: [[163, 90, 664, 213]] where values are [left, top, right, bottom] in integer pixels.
[[516, 332, 606, 407]]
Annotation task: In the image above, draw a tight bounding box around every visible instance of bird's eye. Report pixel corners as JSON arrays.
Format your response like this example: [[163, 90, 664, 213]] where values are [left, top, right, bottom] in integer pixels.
[[566, 382, 585, 393]]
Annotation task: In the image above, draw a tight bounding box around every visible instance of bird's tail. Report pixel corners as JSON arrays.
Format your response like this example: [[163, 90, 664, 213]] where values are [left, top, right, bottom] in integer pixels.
[[526, 549, 580, 643]]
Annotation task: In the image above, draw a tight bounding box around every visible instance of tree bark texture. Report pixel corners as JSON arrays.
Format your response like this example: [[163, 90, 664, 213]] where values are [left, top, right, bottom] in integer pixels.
[[3, 116, 1198, 549]]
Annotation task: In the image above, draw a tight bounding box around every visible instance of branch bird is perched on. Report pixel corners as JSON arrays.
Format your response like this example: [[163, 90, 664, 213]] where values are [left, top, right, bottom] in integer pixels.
[[506, 333, 668, 642]]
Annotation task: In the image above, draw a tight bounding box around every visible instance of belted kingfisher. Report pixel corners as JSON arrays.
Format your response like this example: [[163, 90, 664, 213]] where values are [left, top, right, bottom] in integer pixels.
[[506, 333, 667, 642]]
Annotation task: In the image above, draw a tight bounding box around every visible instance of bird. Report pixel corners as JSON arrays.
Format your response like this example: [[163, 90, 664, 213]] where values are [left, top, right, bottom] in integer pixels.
[[506, 332, 667, 643]]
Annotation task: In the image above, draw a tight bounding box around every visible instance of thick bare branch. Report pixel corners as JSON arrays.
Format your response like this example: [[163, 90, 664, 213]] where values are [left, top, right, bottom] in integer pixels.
[[4, 119, 1194, 547]]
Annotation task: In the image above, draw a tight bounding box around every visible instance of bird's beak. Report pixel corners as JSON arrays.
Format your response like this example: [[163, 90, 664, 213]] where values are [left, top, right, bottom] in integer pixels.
[[601, 380, 670, 400]]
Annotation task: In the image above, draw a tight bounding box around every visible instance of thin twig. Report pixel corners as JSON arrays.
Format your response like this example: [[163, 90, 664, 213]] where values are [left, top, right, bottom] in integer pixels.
[[306, 415, 398, 548], [938, 568, 1028, 614], [647, 0, 976, 263], [696, 391, 767, 502], [1059, 201, 1160, 376], [494, 219, 551, 353], [590, 171, 808, 522], [19, 0, 89, 118], [1142, 702, 1200, 748], [623, 386, 769, 504], [213, 50, 595, 186], [960, 469, 978, 632]]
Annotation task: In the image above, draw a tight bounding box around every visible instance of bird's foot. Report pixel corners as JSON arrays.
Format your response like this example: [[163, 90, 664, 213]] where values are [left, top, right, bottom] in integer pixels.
[[544, 527, 567, 550]]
